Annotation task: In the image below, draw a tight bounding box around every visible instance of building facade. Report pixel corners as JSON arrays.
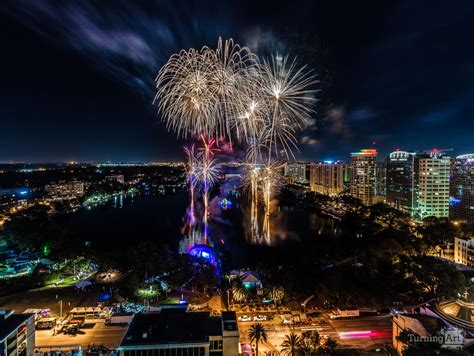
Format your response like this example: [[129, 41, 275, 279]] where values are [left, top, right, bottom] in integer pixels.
[[309, 161, 345, 196], [45, 181, 84, 198], [413, 150, 450, 219], [350, 149, 378, 205], [386, 151, 415, 214], [454, 237, 474, 266], [284, 162, 307, 184], [117, 309, 239, 356], [0, 310, 35, 356], [106, 174, 125, 184], [450, 154, 474, 224]]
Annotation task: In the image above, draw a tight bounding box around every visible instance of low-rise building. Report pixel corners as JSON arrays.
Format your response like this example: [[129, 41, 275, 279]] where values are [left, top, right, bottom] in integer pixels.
[[117, 308, 239, 356], [454, 237, 474, 267], [45, 181, 84, 198], [0, 310, 35, 356], [106, 175, 125, 184]]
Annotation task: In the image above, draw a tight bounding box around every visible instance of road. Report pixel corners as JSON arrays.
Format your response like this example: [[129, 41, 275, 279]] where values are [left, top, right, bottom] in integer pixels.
[[238, 314, 392, 353], [35, 319, 127, 350]]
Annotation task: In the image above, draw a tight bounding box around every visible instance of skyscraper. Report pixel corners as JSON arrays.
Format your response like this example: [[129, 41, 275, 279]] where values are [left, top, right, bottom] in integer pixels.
[[386, 150, 415, 214], [413, 149, 450, 219], [350, 149, 377, 205], [449, 154, 474, 224], [310, 161, 345, 196]]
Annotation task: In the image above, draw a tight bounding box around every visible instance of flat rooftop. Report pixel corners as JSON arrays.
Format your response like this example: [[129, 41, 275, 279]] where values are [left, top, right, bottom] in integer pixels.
[[120, 310, 223, 347]]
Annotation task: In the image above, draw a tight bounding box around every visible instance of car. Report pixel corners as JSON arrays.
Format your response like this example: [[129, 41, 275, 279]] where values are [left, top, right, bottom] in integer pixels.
[[238, 315, 252, 322], [282, 319, 293, 325], [62, 324, 79, 335], [253, 315, 267, 321]]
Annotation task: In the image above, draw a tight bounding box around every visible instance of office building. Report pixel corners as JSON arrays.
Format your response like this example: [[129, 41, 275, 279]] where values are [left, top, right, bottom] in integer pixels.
[[350, 149, 377, 205], [284, 162, 307, 184], [45, 180, 84, 198], [0, 310, 35, 356], [117, 308, 239, 356], [386, 150, 415, 214], [413, 150, 450, 219], [309, 161, 345, 196], [450, 154, 474, 224]]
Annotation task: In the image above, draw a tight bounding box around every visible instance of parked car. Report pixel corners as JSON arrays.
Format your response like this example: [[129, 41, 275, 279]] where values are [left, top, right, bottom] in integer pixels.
[[253, 315, 267, 321], [238, 315, 252, 322], [62, 324, 79, 335]]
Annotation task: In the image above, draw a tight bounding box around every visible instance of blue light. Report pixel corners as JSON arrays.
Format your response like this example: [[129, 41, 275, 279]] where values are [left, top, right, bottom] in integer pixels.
[[449, 196, 462, 206], [19, 190, 28, 195]]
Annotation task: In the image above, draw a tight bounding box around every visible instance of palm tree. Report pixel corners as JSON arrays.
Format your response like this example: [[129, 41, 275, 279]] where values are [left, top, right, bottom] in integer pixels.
[[232, 284, 247, 303], [266, 285, 285, 306], [281, 331, 301, 355], [247, 323, 268, 356]]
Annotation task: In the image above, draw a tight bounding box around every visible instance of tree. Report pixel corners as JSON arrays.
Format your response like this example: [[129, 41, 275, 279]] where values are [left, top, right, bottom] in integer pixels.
[[232, 284, 247, 303], [308, 331, 321, 349], [298, 337, 314, 355], [324, 337, 338, 354], [281, 331, 301, 355], [266, 286, 285, 306], [248, 323, 268, 356]]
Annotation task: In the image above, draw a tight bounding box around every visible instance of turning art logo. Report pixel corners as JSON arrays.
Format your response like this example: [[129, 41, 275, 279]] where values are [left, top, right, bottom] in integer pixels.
[[408, 328, 464, 349]]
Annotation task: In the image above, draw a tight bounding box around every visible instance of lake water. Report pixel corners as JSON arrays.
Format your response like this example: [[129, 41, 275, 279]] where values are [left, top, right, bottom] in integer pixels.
[[62, 189, 342, 267]]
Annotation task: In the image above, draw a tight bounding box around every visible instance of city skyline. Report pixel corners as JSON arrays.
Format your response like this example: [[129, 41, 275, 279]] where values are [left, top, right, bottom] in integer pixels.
[[1, 1, 474, 162]]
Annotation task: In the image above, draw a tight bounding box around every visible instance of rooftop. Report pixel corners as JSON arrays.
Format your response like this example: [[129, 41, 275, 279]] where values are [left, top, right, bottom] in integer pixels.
[[120, 310, 223, 347], [0, 313, 33, 341]]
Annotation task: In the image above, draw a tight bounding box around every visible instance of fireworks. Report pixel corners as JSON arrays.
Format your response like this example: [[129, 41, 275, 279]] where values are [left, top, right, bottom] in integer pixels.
[[155, 37, 317, 244], [155, 38, 317, 154]]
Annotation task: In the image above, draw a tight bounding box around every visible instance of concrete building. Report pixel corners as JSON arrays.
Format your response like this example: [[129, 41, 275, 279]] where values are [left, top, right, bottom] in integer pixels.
[[45, 181, 84, 198], [350, 149, 377, 205], [284, 162, 307, 184], [117, 308, 239, 356], [413, 150, 450, 219], [386, 150, 416, 215], [450, 154, 474, 224], [309, 161, 345, 196], [0, 310, 35, 356], [454, 237, 474, 267]]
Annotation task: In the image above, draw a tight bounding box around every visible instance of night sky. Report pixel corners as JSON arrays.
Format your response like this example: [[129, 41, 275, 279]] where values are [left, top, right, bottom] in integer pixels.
[[1, 1, 473, 163]]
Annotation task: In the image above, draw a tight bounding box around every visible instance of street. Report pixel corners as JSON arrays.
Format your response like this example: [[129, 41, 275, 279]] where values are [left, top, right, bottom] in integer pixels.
[[238, 314, 392, 353]]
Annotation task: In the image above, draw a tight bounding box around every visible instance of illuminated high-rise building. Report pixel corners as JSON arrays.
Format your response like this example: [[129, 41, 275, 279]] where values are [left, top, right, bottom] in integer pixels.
[[386, 150, 415, 214], [413, 149, 450, 219], [284, 162, 307, 184], [449, 154, 474, 224], [350, 149, 377, 205], [310, 161, 344, 196]]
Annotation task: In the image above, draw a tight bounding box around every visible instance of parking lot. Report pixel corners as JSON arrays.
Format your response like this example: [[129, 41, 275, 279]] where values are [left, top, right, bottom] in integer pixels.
[[35, 319, 128, 350]]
